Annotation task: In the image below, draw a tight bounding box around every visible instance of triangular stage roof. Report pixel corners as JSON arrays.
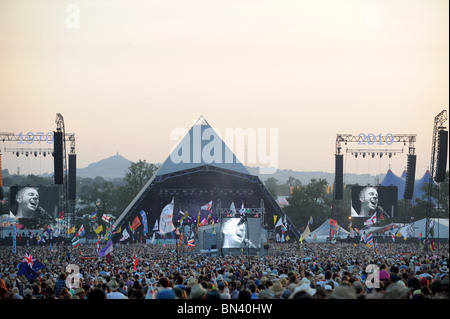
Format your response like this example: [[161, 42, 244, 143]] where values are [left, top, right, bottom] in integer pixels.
[[156, 116, 250, 176], [113, 117, 297, 242]]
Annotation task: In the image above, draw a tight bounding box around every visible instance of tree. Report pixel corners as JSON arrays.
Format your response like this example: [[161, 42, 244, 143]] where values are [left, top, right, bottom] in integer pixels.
[[264, 177, 279, 199], [123, 160, 157, 199]]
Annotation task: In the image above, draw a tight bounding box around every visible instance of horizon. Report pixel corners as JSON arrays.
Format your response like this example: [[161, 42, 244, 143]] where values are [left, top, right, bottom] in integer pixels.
[[0, 0, 448, 179]]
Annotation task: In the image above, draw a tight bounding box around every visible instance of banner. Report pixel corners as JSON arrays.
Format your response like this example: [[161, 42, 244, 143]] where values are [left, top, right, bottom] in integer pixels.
[[159, 198, 175, 234], [140, 210, 148, 235]]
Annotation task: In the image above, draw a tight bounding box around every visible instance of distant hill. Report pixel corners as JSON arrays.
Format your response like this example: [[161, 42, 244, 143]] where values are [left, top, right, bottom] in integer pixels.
[[76, 153, 133, 179]]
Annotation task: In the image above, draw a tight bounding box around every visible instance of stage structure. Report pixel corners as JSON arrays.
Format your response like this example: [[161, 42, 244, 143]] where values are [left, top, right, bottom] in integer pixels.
[[425, 110, 448, 248], [0, 113, 76, 236], [333, 133, 417, 223], [112, 117, 298, 247]]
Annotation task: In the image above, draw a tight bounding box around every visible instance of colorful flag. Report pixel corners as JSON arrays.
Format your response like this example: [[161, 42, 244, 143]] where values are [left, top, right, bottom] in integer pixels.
[[94, 225, 103, 234], [159, 198, 175, 234], [131, 216, 142, 230], [364, 212, 377, 226], [102, 214, 111, 223], [120, 228, 130, 242], [17, 253, 46, 280], [76, 225, 85, 237], [366, 233, 374, 247], [187, 239, 195, 247], [201, 201, 212, 211], [133, 254, 139, 270], [140, 210, 148, 235], [300, 225, 311, 241], [329, 219, 338, 226], [418, 232, 423, 241], [308, 216, 313, 226], [12, 224, 17, 254], [72, 237, 80, 248], [57, 210, 65, 219], [67, 226, 75, 234], [91, 211, 97, 219], [313, 234, 318, 242], [98, 241, 113, 257]]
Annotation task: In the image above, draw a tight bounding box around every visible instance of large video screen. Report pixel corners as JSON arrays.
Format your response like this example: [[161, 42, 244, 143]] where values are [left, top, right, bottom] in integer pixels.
[[221, 218, 261, 249], [351, 185, 397, 219], [10, 186, 59, 220]]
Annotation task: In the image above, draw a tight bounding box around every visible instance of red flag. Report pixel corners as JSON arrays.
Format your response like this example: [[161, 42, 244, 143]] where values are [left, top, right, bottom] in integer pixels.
[[329, 219, 337, 226], [133, 254, 139, 270], [380, 212, 385, 221], [131, 216, 141, 230], [58, 211, 65, 219], [106, 253, 112, 264]]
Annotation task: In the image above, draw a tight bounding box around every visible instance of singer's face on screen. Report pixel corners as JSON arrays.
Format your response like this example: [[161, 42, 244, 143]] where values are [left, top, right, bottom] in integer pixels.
[[360, 187, 378, 215], [222, 219, 246, 248], [16, 187, 39, 218]]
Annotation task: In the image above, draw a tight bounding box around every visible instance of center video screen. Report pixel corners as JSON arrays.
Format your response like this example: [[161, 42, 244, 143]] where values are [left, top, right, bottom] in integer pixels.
[[10, 185, 59, 220], [221, 218, 261, 249], [350, 185, 397, 219]]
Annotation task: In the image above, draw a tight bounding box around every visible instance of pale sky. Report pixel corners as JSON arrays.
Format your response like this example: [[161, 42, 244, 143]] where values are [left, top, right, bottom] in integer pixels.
[[0, 0, 448, 179]]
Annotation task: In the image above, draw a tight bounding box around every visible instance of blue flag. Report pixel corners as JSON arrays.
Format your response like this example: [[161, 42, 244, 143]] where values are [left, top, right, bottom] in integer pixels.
[[140, 210, 148, 236], [17, 253, 46, 280]]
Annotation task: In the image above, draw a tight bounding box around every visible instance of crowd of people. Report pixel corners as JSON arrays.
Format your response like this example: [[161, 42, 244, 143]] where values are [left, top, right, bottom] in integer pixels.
[[0, 241, 448, 300]]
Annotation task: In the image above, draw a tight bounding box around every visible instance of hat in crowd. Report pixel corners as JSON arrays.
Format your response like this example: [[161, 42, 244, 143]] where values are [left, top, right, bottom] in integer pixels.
[[324, 285, 333, 291], [293, 283, 316, 297], [440, 266, 449, 273], [352, 281, 363, 293], [108, 280, 119, 291], [279, 277, 288, 287], [384, 280, 412, 299], [258, 290, 271, 299], [281, 289, 292, 299], [23, 288, 32, 297], [190, 284, 206, 299], [271, 281, 284, 296], [216, 275, 223, 282], [156, 288, 176, 299], [187, 277, 197, 287], [330, 286, 357, 299]]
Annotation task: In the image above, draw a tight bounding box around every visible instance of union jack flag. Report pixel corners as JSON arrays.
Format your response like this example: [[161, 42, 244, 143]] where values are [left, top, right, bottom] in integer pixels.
[[187, 239, 195, 247]]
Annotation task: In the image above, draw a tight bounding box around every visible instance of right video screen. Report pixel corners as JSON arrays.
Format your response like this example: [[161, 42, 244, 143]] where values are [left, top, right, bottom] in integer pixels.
[[351, 185, 397, 219]]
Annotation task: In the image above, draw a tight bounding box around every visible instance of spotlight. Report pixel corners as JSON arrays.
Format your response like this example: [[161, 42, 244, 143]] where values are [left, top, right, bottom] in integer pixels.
[[371, 153, 375, 158], [16, 152, 19, 157], [389, 153, 392, 158], [34, 152, 37, 157], [380, 153, 383, 158], [25, 152, 29, 157], [363, 152, 366, 158]]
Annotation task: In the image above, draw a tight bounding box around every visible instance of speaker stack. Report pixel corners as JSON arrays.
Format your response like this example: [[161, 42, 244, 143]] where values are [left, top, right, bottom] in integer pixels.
[[53, 131, 64, 185], [403, 154, 416, 200], [334, 154, 344, 200], [435, 130, 448, 183]]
